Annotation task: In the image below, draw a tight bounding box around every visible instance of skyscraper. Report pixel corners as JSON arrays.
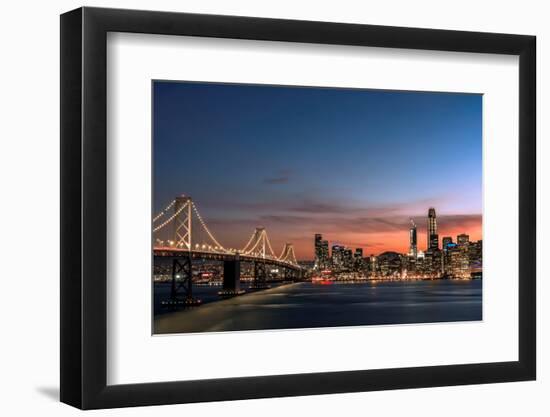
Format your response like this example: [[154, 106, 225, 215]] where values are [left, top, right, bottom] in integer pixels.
[[331, 244, 345, 269], [343, 248, 353, 270], [314, 234, 329, 270], [320, 240, 329, 268], [354, 248, 364, 272], [409, 219, 417, 258], [314, 234, 322, 269], [427, 207, 439, 251]]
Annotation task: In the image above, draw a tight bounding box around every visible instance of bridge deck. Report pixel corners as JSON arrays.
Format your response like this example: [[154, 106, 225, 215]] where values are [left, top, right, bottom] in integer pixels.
[[153, 247, 301, 270]]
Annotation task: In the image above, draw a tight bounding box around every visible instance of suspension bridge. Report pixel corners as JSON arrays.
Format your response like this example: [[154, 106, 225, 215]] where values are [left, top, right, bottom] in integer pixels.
[[153, 195, 303, 305]]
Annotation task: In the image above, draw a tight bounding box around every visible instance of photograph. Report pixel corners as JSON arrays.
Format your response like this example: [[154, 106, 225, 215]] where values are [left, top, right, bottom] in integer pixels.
[[53, 4, 538, 411], [152, 81, 483, 334]]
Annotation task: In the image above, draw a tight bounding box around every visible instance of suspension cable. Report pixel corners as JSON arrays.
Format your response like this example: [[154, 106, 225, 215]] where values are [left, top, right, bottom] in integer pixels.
[[152, 199, 176, 223], [263, 230, 277, 258], [153, 201, 187, 233], [278, 245, 288, 260], [153, 197, 299, 264], [241, 230, 259, 253], [243, 233, 263, 255], [289, 246, 297, 264], [191, 202, 226, 250]]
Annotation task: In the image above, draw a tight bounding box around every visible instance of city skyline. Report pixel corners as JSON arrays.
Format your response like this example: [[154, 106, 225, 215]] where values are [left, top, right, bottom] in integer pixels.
[[309, 207, 481, 260], [154, 81, 482, 259], [313, 206, 481, 269]]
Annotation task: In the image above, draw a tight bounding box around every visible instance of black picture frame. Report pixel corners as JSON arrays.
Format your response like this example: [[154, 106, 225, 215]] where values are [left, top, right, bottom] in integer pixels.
[[60, 6, 536, 410]]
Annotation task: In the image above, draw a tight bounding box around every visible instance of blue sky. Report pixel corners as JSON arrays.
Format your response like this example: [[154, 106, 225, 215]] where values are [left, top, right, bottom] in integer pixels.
[[153, 81, 482, 258]]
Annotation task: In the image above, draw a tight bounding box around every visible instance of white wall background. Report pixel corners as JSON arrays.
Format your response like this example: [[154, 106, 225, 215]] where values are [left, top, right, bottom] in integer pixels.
[[0, 0, 546, 415]]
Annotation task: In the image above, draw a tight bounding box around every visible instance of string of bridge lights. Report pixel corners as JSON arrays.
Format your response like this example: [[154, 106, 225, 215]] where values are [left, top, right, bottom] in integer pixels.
[[241, 229, 278, 259], [279, 245, 290, 260], [152, 199, 176, 223], [152, 200, 188, 233], [288, 248, 298, 264], [241, 229, 259, 253], [191, 202, 226, 251], [242, 231, 267, 256], [152, 197, 298, 265], [264, 231, 278, 258], [279, 245, 298, 264]]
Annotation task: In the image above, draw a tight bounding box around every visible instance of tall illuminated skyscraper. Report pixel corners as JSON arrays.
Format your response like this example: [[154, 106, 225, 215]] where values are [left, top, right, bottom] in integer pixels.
[[409, 219, 418, 258], [427, 207, 439, 251], [331, 244, 345, 269], [314, 234, 329, 270]]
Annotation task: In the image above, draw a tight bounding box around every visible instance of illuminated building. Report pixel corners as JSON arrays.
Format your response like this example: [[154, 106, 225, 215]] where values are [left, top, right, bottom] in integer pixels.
[[369, 255, 378, 276], [343, 248, 353, 270], [468, 240, 483, 276], [377, 251, 402, 277], [457, 233, 470, 246], [427, 207, 439, 250], [433, 249, 444, 276], [410, 250, 426, 276], [448, 245, 470, 279], [409, 219, 418, 258], [314, 234, 329, 270], [331, 244, 345, 269], [354, 248, 364, 271], [322, 241, 329, 265], [442, 236, 453, 251], [423, 250, 434, 274], [443, 242, 456, 275], [314, 234, 322, 269], [406, 254, 417, 275]]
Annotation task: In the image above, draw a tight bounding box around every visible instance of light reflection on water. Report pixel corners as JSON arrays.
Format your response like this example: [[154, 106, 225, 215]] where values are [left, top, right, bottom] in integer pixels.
[[154, 280, 482, 333]]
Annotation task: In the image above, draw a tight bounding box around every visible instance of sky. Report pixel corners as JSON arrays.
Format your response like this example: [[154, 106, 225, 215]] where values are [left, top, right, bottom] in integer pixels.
[[153, 81, 482, 260]]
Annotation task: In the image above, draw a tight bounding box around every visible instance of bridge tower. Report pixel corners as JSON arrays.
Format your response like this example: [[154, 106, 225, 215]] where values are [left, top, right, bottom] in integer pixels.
[[279, 243, 298, 281], [250, 227, 269, 289], [279, 243, 297, 264], [153, 195, 303, 304], [174, 196, 192, 249], [169, 196, 199, 305]]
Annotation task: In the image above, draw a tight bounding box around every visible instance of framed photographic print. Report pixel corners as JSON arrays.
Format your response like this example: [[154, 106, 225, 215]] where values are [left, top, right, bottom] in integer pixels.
[[60, 7, 536, 409]]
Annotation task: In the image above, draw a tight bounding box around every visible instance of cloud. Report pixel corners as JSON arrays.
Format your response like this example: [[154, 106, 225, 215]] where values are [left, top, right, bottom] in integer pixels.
[[262, 168, 293, 185], [432, 214, 483, 236], [289, 197, 451, 217], [254, 213, 481, 236], [290, 201, 357, 214], [204, 192, 450, 220]]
